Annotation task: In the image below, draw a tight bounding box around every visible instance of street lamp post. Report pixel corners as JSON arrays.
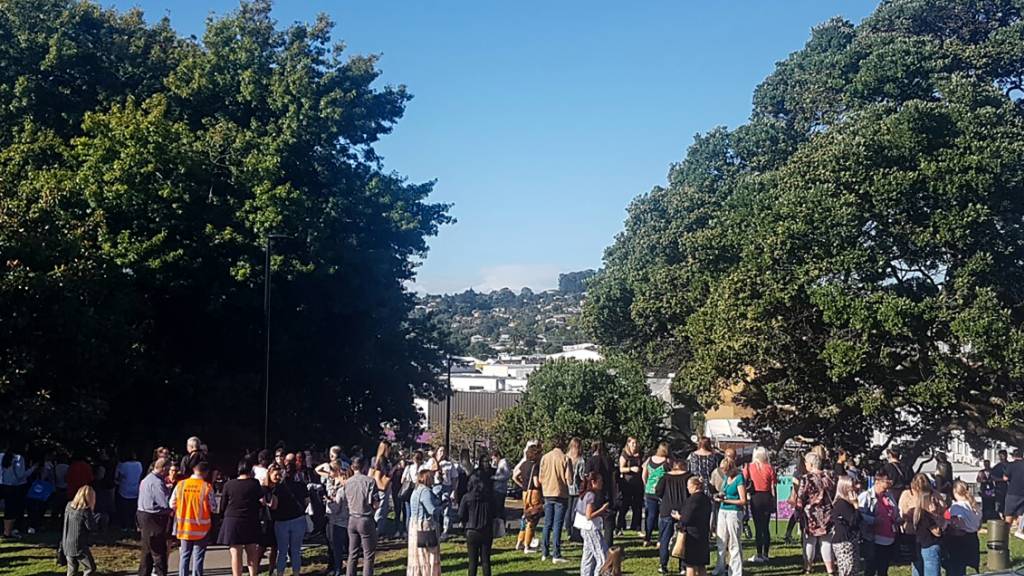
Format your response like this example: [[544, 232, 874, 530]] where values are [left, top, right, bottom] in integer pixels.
[[445, 355, 453, 456], [263, 233, 291, 449]]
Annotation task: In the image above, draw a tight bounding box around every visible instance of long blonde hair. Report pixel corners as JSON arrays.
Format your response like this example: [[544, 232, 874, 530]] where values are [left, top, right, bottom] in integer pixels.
[[953, 480, 978, 514], [71, 485, 95, 510], [911, 474, 939, 527]]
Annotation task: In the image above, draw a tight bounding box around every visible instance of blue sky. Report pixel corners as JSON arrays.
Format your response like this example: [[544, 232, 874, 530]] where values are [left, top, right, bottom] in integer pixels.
[[108, 0, 880, 294]]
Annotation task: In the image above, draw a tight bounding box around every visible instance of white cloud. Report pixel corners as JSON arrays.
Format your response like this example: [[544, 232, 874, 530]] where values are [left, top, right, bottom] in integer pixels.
[[410, 263, 562, 295], [474, 263, 561, 293]]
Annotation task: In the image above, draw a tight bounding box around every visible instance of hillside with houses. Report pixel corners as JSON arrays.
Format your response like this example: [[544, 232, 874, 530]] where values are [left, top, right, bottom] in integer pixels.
[[418, 270, 596, 358]]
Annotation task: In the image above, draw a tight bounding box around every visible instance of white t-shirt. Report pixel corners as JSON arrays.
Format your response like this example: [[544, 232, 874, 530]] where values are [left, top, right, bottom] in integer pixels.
[[434, 460, 459, 488], [253, 465, 268, 483], [115, 461, 144, 499]]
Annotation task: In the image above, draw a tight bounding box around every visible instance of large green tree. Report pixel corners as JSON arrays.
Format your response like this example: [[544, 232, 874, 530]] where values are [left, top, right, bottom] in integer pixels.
[[493, 359, 668, 458], [0, 0, 451, 452], [584, 0, 1024, 462]]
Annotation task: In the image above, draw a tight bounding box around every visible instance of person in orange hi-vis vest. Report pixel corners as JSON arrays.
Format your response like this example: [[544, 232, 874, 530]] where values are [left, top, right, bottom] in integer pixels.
[[170, 461, 215, 576]]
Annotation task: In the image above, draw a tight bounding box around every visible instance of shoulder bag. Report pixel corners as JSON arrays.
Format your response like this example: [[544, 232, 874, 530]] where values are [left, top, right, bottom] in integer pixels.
[[398, 477, 416, 502], [415, 491, 439, 548], [671, 529, 686, 558]]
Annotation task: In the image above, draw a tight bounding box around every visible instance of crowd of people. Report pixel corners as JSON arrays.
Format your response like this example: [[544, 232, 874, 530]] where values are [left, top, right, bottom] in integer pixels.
[[2, 436, 1024, 576]]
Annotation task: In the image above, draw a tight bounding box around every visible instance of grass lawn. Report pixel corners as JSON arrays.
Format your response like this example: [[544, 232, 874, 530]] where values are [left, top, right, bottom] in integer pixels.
[[3, 521, 1024, 576]]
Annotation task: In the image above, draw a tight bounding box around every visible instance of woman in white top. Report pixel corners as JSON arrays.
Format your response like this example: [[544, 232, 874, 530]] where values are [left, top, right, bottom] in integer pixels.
[[402, 451, 426, 531], [945, 480, 981, 576], [1, 449, 32, 538]]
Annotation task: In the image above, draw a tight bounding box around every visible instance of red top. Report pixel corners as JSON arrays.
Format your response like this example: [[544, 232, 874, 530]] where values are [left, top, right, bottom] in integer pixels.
[[66, 461, 94, 499], [744, 462, 777, 493]]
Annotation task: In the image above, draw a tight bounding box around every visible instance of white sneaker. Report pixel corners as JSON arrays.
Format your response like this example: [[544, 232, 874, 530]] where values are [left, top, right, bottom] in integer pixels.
[[541, 555, 548, 562], [530, 537, 540, 548], [523, 547, 536, 554], [552, 557, 568, 564], [748, 555, 760, 563]]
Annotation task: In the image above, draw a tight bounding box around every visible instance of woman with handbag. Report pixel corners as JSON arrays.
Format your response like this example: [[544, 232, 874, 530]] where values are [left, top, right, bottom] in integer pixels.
[[515, 444, 543, 554], [656, 457, 691, 574], [408, 469, 442, 576], [830, 475, 861, 576], [566, 438, 587, 543], [578, 471, 611, 576], [267, 462, 310, 576], [673, 476, 713, 576], [401, 452, 425, 534]]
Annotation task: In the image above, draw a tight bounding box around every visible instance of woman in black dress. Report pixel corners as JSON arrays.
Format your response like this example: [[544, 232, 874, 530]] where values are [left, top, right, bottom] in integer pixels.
[[617, 437, 644, 533], [656, 457, 692, 574], [675, 475, 713, 576], [218, 460, 267, 576]]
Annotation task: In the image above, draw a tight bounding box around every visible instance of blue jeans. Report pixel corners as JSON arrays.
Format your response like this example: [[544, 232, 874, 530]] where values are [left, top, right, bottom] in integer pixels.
[[659, 517, 679, 570], [178, 539, 207, 576], [644, 497, 660, 542], [274, 516, 306, 576], [432, 485, 453, 534], [541, 498, 566, 559], [912, 544, 941, 576]]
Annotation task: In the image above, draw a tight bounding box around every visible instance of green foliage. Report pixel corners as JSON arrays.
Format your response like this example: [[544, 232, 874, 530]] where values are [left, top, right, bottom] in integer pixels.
[[422, 281, 588, 357], [0, 0, 450, 451], [428, 414, 497, 457], [558, 269, 596, 294], [493, 358, 668, 458], [585, 0, 1024, 460]]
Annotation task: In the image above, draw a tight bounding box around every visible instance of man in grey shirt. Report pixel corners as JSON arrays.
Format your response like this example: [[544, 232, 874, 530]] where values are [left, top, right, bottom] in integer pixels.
[[137, 458, 171, 576], [345, 457, 378, 576]]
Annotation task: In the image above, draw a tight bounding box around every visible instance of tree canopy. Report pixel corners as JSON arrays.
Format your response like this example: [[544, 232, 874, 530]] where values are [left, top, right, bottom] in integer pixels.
[[421, 281, 587, 357], [0, 0, 451, 452], [584, 0, 1024, 461], [493, 358, 668, 457], [558, 269, 597, 294]]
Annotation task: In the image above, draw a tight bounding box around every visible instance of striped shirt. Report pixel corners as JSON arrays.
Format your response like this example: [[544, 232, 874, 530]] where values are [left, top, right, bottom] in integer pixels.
[[62, 503, 98, 556]]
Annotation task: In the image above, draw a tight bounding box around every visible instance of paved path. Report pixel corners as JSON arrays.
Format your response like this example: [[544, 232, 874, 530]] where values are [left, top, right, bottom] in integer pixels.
[[162, 542, 330, 576], [166, 544, 234, 576]]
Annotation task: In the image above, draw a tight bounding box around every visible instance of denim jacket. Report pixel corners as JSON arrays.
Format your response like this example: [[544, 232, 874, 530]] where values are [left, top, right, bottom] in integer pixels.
[[410, 485, 439, 522], [858, 488, 899, 543]]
